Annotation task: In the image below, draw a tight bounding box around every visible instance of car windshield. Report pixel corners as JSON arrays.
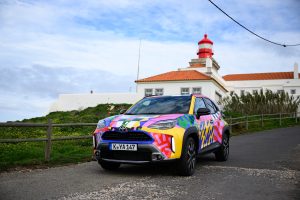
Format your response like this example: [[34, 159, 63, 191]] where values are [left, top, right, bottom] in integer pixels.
[[125, 96, 191, 115]]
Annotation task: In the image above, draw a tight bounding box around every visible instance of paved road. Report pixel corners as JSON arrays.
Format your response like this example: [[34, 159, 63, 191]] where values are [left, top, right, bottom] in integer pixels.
[[1, 126, 299, 200]]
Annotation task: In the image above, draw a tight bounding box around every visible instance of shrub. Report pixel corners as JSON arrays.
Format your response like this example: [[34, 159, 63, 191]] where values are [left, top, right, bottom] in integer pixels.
[[221, 90, 300, 116]]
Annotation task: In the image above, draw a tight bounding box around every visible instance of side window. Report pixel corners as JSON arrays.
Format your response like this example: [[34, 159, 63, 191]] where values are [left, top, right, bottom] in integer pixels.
[[145, 89, 153, 97], [155, 88, 164, 96], [194, 98, 206, 114], [192, 87, 201, 94], [203, 98, 217, 114], [181, 88, 190, 95]]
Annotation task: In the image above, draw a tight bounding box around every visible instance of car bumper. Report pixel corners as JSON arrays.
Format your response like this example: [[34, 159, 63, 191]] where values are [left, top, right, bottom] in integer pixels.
[[95, 142, 176, 164]]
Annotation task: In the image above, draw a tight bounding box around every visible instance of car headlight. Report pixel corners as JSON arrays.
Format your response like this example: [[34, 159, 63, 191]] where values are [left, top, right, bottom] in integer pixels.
[[96, 120, 105, 129], [148, 119, 177, 130]]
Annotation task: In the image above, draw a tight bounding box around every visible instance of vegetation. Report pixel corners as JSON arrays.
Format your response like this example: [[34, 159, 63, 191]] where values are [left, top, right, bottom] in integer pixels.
[[221, 90, 300, 135], [1, 91, 299, 171], [221, 90, 300, 117], [0, 103, 131, 171]]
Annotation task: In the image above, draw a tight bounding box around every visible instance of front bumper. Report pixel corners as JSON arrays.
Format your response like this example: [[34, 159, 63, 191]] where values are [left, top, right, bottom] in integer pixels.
[[95, 142, 174, 164]]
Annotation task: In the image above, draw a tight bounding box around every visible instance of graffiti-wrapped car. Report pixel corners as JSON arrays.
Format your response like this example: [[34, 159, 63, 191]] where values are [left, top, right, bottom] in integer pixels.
[[93, 95, 230, 176]]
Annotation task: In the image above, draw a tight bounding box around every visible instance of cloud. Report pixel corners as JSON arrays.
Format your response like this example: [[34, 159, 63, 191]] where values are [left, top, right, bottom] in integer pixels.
[[0, 0, 299, 121], [0, 64, 135, 122], [0, 64, 135, 96]]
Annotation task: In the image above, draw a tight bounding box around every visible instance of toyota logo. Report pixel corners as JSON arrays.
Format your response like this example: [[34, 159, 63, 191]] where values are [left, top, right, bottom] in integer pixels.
[[119, 126, 127, 132]]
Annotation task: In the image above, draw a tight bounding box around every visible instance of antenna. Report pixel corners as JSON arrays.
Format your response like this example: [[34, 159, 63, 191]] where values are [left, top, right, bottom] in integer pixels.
[[136, 39, 142, 92]]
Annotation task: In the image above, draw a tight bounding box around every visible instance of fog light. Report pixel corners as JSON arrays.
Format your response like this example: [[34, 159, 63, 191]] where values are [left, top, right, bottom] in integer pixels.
[[95, 150, 100, 157], [152, 153, 164, 161]]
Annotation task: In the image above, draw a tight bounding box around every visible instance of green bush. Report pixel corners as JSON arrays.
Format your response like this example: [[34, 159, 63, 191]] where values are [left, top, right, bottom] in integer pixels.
[[221, 90, 300, 116]]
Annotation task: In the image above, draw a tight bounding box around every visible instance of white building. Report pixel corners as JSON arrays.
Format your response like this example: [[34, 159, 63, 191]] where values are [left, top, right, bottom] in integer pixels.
[[49, 34, 300, 112]]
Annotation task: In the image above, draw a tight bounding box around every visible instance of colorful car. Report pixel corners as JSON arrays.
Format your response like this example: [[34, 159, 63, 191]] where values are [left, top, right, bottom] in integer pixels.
[[93, 95, 230, 176]]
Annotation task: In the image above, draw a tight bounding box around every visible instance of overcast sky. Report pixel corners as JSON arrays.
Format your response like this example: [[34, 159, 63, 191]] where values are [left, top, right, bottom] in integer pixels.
[[0, 0, 300, 122]]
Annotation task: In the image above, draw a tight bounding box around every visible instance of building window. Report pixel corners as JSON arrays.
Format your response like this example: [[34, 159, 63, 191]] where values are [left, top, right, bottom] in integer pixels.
[[155, 88, 164, 96], [192, 87, 201, 94], [144, 89, 153, 97], [291, 89, 296, 94], [252, 90, 258, 94], [215, 92, 222, 104], [181, 88, 190, 95], [277, 90, 284, 94], [240, 90, 245, 96]]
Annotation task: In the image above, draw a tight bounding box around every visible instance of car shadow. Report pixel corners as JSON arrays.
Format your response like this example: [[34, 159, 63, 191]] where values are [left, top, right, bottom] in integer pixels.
[[94, 154, 219, 177]]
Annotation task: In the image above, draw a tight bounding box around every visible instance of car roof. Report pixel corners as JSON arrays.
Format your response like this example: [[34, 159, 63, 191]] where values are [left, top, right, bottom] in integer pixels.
[[144, 94, 210, 99]]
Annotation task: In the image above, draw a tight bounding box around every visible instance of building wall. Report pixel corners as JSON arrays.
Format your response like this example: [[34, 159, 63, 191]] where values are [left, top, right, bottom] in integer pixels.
[[226, 79, 300, 96], [136, 80, 227, 103], [49, 78, 300, 113], [49, 93, 142, 112], [49, 80, 227, 112]]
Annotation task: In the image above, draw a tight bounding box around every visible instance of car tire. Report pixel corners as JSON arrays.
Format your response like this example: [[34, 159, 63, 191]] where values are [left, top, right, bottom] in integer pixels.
[[177, 137, 197, 176], [215, 133, 229, 161], [98, 160, 121, 170]]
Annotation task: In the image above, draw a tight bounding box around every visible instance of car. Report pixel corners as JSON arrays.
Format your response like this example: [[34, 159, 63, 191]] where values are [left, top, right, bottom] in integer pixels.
[[93, 95, 230, 176]]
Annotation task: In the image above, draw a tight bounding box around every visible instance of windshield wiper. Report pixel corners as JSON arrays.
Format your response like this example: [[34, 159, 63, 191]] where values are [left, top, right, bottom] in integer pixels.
[[136, 112, 163, 115], [124, 112, 135, 115]]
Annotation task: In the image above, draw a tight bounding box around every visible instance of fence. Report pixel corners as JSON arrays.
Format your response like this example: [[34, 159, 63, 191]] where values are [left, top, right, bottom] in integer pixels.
[[0, 112, 299, 161], [0, 119, 96, 162], [227, 112, 299, 133]]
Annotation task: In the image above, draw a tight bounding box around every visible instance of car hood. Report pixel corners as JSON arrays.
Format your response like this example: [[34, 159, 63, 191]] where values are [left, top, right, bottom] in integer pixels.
[[103, 114, 185, 129]]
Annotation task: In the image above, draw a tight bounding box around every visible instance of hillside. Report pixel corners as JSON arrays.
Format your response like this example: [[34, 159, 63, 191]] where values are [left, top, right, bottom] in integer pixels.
[[22, 103, 132, 124], [0, 103, 132, 171]]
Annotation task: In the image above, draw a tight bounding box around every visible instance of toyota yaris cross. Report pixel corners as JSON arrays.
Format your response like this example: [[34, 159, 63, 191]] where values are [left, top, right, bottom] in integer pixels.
[[93, 95, 230, 176]]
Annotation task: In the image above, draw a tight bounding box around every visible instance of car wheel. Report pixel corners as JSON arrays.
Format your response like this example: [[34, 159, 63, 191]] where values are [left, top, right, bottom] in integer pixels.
[[177, 137, 197, 176], [215, 133, 229, 161], [98, 160, 121, 170]]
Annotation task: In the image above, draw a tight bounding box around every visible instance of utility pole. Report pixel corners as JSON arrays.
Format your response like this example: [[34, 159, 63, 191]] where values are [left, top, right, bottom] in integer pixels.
[[136, 39, 141, 93]]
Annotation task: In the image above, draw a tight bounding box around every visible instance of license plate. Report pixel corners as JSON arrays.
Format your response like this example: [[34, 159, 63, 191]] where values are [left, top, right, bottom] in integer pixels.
[[111, 143, 137, 151]]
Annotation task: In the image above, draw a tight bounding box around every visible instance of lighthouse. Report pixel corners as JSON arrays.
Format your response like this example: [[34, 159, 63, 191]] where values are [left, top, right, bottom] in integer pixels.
[[197, 34, 214, 58], [188, 34, 219, 73]]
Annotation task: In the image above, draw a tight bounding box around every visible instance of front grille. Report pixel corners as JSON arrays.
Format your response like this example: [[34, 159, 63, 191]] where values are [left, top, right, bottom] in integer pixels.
[[102, 131, 153, 141], [100, 150, 152, 161]]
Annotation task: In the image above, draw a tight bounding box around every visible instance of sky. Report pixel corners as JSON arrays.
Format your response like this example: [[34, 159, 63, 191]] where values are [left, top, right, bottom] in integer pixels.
[[0, 0, 300, 122]]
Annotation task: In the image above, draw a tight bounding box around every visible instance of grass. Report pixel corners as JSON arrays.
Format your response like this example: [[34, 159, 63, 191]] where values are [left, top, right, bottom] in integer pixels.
[[0, 103, 131, 172], [0, 103, 299, 172], [0, 140, 92, 171]]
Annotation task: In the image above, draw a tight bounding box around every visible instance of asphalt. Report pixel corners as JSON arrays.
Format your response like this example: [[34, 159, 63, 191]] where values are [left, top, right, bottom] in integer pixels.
[[0, 126, 299, 200]]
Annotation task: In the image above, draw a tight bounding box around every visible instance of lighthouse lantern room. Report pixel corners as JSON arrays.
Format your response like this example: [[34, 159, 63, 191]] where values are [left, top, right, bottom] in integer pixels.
[[197, 34, 214, 58]]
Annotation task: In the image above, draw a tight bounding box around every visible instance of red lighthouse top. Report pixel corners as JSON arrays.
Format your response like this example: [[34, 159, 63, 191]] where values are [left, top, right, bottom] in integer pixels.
[[198, 34, 213, 45], [197, 34, 214, 58]]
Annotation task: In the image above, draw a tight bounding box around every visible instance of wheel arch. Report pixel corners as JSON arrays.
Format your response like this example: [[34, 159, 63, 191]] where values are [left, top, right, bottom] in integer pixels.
[[222, 125, 230, 138], [182, 126, 200, 155]]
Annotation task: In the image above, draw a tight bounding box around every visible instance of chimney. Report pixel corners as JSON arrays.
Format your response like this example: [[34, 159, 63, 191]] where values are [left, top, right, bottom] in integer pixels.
[[294, 62, 299, 79]]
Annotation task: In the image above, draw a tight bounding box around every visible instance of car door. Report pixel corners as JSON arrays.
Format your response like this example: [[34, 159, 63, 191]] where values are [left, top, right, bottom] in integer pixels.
[[194, 97, 213, 150], [203, 98, 220, 145]]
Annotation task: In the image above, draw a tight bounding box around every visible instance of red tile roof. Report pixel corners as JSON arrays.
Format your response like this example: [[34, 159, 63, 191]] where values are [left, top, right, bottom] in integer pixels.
[[136, 70, 228, 92], [223, 72, 300, 81], [135, 70, 211, 82]]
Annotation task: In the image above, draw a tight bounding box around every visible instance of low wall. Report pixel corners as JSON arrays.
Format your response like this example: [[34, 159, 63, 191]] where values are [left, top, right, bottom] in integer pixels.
[[49, 93, 142, 112]]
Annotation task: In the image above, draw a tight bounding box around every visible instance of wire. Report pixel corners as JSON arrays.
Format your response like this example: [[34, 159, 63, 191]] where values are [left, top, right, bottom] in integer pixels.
[[208, 0, 300, 47]]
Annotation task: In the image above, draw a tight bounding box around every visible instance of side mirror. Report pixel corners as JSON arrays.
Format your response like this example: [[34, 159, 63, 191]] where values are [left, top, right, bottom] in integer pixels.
[[119, 109, 126, 114], [196, 108, 211, 119]]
